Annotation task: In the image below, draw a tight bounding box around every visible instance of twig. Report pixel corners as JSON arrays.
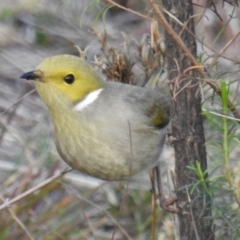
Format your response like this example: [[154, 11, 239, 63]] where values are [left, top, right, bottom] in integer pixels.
[[186, 189, 200, 240], [111, 121, 133, 240], [106, 0, 152, 20], [148, 0, 240, 121], [149, 170, 157, 240], [64, 183, 132, 240], [0, 89, 36, 117], [0, 168, 72, 211], [0, 195, 35, 240], [207, 31, 240, 74]]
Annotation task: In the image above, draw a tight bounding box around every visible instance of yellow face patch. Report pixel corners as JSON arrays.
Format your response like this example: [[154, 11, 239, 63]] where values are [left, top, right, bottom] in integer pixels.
[[36, 55, 104, 102]]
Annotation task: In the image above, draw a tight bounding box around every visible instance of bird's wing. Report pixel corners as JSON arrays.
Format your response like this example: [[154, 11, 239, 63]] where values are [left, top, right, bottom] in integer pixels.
[[119, 84, 170, 129], [79, 81, 170, 131]]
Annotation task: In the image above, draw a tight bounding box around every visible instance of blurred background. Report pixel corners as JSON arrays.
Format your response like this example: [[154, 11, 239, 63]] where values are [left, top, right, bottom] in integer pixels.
[[0, 0, 240, 239]]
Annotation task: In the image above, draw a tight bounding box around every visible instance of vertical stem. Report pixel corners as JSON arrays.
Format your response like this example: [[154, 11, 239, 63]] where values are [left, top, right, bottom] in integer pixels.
[[221, 82, 231, 182]]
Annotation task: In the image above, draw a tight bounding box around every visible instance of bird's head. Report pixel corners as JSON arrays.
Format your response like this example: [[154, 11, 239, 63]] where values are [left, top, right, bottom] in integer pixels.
[[21, 55, 104, 106]]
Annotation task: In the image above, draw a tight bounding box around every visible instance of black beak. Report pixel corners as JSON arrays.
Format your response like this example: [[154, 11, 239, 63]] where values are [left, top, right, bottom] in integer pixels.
[[20, 71, 42, 80]]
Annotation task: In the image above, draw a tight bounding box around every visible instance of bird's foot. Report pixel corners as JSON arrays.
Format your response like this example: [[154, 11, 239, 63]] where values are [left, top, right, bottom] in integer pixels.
[[159, 196, 178, 213]]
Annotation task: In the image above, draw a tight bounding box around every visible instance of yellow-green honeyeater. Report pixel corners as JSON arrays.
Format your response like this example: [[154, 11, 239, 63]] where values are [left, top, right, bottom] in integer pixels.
[[21, 55, 169, 181]]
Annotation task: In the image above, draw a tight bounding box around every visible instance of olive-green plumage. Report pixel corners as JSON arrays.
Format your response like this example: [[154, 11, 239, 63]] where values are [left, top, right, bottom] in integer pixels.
[[21, 55, 169, 180]]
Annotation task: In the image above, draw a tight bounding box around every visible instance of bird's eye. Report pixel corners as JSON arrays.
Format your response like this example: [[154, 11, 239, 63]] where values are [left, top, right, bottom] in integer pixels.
[[64, 74, 75, 84]]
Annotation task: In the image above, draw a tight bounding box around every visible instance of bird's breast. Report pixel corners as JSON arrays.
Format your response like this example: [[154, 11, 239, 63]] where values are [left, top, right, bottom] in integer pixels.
[[51, 107, 164, 180]]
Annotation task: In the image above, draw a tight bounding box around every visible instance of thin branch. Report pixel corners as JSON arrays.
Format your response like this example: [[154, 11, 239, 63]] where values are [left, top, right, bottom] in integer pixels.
[[186, 189, 200, 240], [0, 195, 35, 240], [0, 89, 36, 117], [207, 31, 240, 74], [64, 183, 132, 240], [0, 168, 72, 211], [148, 0, 240, 121], [106, 0, 152, 20]]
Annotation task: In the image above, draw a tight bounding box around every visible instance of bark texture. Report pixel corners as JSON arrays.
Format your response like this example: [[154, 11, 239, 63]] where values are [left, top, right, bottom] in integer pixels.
[[161, 0, 214, 239]]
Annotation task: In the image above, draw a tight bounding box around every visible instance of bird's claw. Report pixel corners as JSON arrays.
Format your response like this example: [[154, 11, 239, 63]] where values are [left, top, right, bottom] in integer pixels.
[[159, 196, 178, 213]]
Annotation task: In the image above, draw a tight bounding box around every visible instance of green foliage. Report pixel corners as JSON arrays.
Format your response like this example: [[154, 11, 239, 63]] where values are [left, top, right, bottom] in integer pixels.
[[0, 7, 14, 20], [187, 161, 212, 197], [196, 81, 240, 238]]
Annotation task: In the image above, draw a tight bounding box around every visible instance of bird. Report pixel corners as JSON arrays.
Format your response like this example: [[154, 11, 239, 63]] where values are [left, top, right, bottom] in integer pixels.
[[20, 54, 170, 181]]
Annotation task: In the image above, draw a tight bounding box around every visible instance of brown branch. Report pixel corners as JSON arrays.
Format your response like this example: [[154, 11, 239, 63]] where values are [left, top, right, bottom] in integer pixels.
[[106, 0, 240, 120], [148, 0, 240, 120], [207, 31, 240, 74]]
